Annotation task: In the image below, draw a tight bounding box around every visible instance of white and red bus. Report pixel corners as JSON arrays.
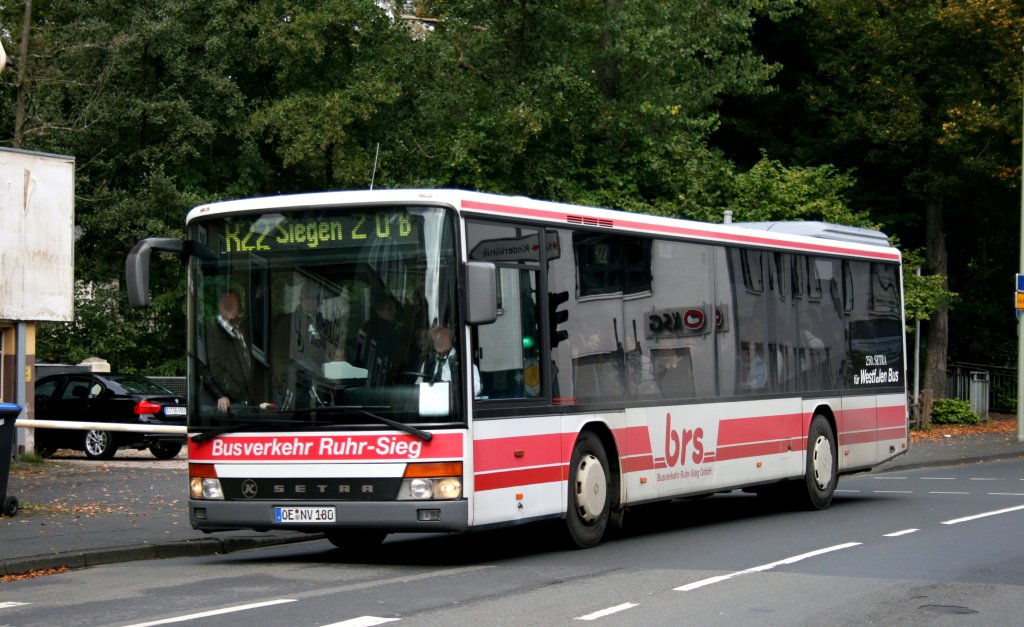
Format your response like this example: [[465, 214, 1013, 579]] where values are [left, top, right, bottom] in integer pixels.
[[127, 189, 907, 548]]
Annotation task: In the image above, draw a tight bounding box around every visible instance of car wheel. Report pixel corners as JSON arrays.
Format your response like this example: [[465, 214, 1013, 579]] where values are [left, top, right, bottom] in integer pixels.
[[565, 431, 611, 549], [2, 496, 18, 517], [34, 433, 56, 458], [149, 442, 183, 459], [83, 429, 117, 460]]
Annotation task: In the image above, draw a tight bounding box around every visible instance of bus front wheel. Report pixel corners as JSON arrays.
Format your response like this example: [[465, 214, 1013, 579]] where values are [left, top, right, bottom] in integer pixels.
[[565, 431, 611, 549]]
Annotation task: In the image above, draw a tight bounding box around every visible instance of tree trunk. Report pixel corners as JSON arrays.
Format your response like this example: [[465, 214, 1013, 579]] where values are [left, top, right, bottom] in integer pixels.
[[920, 197, 948, 426], [13, 0, 33, 148]]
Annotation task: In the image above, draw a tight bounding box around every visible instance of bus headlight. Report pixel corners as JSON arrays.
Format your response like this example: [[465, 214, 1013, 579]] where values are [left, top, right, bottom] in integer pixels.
[[409, 478, 434, 499], [434, 478, 462, 499], [399, 477, 463, 500], [398, 462, 463, 500], [190, 477, 224, 500], [189, 464, 224, 500]]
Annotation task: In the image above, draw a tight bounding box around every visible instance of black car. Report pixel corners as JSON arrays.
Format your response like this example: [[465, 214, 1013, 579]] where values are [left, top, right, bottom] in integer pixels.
[[34, 373, 187, 460]]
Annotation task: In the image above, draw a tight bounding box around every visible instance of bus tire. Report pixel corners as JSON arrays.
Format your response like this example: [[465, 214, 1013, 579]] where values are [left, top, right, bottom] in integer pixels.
[[150, 442, 183, 459], [325, 531, 387, 553], [800, 414, 837, 510], [565, 431, 611, 549]]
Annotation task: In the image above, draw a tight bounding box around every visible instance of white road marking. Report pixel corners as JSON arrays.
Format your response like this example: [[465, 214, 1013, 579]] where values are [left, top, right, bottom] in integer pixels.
[[322, 617, 401, 627], [873, 476, 908, 480], [873, 490, 913, 494], [929, 491, 969, 495], [921, 477, 956, 480], [989, 492, 1024, 496], [674, 542, 861, 592], [884, 529, 919, 537], [969, 477, 1000, 481], [575, 603, 639, 621], [0, 602, 30, 609], [942, 504, 1024, 526], [835, 489, 861, 493], [122, 599, 296, 627]]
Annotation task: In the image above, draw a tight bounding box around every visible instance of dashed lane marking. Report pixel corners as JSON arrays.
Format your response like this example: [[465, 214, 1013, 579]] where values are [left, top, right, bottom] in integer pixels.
[[884, 529, 919, 537], [322, 617, 401, 627], [122, 599, 296, 627], [575, 603, 639, 621], [674, 542, 862, 592], [942, 504, 1024, 525]]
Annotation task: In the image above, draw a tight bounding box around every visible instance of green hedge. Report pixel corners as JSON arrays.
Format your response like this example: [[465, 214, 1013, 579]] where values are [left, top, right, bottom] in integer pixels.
[[931, 398, 981, 425]]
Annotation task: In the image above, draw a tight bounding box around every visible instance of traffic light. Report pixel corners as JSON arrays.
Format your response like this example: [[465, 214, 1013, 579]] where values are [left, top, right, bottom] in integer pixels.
[[549, 291, 569, 347]]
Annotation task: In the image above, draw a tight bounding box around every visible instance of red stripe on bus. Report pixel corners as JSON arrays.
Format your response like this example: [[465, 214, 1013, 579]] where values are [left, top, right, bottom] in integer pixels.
[[717, 414, 803, 446], [877, 405, 908, 429], [473, 433, 564, 473], [838, 430, 880, 445], [838, 407, 876, 432], [460, 199, 901, 261], [613, 425, 654, 457], [714, 440, 790, 462], [621, 454, 655, 473], [474, 465, 565, 491]]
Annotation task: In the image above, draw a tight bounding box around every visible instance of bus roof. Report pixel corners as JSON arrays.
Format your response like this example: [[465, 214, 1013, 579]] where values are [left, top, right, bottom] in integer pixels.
[[186, 189, 901, 262]]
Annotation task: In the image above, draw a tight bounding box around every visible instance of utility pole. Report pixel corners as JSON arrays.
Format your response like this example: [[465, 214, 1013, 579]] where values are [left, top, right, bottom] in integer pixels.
[[1018, 47, 1024, 443]]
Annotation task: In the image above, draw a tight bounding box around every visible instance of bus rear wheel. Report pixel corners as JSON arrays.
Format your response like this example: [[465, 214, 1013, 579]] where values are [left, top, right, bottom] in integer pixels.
[[798, 415, 837, 510], [565, 431, 611, 549]]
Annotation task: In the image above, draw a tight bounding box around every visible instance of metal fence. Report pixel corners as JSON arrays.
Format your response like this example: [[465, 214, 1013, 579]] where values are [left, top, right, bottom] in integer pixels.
[[946, 362, 1016, 418], [149, 376, 186, 396]]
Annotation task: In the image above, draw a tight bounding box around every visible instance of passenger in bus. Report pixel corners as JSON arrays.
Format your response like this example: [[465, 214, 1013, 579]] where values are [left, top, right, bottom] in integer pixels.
[[418, 325, 482, 397], [355, 292, 404, 383], [203, 290, 258, 412], [744, 342, 768, 392]]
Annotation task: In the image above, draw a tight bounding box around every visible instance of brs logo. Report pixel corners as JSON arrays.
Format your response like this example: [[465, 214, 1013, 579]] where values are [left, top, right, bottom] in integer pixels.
[[665, 413, 705, 467]]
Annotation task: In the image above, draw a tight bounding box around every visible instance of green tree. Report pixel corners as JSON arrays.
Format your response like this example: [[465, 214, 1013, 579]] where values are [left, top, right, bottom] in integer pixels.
[[720, 0, 1024, 423]]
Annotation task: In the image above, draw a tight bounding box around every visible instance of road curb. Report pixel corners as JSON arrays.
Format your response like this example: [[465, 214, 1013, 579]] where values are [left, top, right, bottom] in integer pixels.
[[871, 450, 1024, 474], [0, 532, 324, 577]]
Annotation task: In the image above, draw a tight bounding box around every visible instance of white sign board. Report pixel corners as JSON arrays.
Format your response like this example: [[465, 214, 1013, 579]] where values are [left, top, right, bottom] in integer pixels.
[[0, 148, 75, 321]]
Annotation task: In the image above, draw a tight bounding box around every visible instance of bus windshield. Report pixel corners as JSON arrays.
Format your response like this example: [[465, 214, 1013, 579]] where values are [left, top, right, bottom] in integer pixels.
[[186, 204, 461, 431]]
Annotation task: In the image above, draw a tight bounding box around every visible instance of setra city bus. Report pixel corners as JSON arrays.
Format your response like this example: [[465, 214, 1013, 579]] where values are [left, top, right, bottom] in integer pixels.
[[126, 189, 907, 549]]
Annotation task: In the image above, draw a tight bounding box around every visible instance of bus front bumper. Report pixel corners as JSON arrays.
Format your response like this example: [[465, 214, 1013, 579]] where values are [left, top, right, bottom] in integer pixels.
[[189, 499, 469, 534]]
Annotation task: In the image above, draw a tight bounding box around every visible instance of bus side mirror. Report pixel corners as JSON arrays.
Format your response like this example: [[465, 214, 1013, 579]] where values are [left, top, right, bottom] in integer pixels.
[[465, 261, 497, 325], [125, 237, 186, 308]]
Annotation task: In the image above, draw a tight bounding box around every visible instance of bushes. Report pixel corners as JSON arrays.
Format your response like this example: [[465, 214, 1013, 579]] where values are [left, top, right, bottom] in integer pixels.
[[931, 398, 981, 425]]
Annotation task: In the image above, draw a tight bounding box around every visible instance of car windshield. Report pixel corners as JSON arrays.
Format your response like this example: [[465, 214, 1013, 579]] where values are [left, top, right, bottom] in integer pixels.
[[106, 374, 174, 395], [187, 204, 461, 431]]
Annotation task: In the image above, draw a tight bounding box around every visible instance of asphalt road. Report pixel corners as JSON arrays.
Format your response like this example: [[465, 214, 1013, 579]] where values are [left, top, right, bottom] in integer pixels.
[[3, 458, 1023, 626]]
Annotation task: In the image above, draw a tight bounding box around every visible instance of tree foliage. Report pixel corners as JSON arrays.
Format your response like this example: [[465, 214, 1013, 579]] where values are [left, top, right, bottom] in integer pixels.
[[0, 0, 1018, 378]]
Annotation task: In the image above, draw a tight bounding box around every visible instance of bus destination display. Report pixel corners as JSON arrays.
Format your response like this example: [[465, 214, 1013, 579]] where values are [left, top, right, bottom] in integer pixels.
[[222, 211, 416, 253]]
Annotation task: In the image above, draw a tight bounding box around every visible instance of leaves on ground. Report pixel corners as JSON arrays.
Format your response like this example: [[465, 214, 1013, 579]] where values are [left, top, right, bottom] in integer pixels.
[[912, 412, 1018, 443]]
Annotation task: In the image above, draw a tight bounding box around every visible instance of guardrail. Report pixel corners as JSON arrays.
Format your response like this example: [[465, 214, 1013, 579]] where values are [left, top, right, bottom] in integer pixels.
[[16, 419, 187, 434]]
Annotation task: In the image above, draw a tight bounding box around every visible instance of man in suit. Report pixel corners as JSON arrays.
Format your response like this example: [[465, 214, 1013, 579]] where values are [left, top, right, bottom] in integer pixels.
[[204, 290, 255, 412], [419, 325, 482, 398]]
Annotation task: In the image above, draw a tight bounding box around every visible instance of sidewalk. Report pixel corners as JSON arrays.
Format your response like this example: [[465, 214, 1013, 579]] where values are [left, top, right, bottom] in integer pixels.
[[4, 424, 1024, 577], [1, 451, 321, 577]]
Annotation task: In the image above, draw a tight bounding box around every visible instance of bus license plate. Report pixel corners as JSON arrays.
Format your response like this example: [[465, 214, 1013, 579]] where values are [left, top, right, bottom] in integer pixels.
[[274, 506, 336, 524]]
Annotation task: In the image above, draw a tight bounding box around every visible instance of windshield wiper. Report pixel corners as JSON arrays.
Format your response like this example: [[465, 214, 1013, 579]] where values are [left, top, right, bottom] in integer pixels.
[[191, 418, 305, 443], [314, 405, 433, 442]]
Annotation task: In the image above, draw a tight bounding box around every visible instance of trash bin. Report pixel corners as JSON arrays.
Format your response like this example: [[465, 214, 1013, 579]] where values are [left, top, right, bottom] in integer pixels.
[[969, 371, 990, 421], [0, 402, 22, 516]]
